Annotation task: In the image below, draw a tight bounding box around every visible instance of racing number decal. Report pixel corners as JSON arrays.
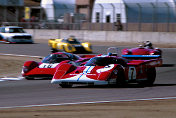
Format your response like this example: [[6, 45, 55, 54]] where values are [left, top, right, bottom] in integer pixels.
[[39, 63, 59, 68], [96, 64, 114, 73], [43, 64, 52, 68], [128, 67, 136, 80]]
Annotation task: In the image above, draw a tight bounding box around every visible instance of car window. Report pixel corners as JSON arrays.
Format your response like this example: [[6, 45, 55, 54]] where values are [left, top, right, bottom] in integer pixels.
[[72, 54, 80, 60], [0, 28, 5, 33], [85, 57, 116, 66], [85, 57, 127, 66], [60, 53, 70, 58], [66, 53, 80, 60], [42, 54, 70, 63], [62, 38, 81, 44], [9, 28, 25, 33]]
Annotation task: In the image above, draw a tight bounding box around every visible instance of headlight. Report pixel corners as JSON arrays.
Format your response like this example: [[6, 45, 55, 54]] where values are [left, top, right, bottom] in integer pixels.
[[84, 43, 89, 48], [22, 66, 29, 73]]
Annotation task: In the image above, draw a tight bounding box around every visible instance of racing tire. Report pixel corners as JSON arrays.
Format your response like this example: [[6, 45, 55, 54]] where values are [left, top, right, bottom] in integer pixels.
[[115, 68, 126, 87], [139, 67, 156, 87], [146, 67, 156, 86], [59, 83, 73, 88]]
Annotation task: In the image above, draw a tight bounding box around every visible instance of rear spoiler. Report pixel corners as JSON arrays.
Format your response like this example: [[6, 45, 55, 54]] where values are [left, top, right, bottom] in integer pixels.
[[122, 55, 161, 59]]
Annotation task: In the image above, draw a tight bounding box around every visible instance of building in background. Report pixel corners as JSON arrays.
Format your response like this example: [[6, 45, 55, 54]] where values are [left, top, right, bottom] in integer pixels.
[[92, 0, 176, 23], [41, 0, 75, 22], [92, 0, 126, 23], [0, 0, 175, 31], [76, 0, 95, 22], [0, 0, 24, 22], [0, 0, 42, 23]]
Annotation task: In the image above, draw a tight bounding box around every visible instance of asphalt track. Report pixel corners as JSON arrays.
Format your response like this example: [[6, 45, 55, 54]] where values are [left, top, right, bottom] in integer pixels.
[[0, 42, 176, 108]]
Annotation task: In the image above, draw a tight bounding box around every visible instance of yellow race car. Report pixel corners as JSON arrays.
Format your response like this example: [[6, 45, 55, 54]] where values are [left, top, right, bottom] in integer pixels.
[[48, 36, 92, 53]]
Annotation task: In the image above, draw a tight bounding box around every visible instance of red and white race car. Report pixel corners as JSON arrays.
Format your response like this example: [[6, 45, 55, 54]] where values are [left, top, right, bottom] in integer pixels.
[[51, 48, 162, 88], [22, 52, 96, 80], [122, 41, 162, 58]]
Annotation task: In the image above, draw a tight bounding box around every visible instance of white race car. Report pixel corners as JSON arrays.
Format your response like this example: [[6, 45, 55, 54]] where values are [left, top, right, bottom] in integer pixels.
[[0, 26, 33, 43]]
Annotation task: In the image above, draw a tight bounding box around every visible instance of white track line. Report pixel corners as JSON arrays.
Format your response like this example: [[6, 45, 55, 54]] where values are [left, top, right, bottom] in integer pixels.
[[0, 53, 43, 58], [0, 77, 23, 81], [0, 53, 40, 81], [1, 96, 176, 109]]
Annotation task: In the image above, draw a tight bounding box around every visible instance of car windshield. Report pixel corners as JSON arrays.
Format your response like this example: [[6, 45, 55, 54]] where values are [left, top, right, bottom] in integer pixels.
[[62, 38, 81, 44], [85, 57, 117, 66], [42, 54, 70, 63], [8, 28, 25, 33]]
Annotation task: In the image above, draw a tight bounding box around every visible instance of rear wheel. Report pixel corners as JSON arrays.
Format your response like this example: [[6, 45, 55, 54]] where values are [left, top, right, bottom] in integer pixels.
[[115, 68, 126, 87], [146, 67, 156, 86], [59, 83, 73, 88], [139, 67, 156, 86]]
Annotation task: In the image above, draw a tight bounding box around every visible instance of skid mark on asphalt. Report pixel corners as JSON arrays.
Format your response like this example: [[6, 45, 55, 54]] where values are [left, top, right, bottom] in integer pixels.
[[0, 77, 23, 82]]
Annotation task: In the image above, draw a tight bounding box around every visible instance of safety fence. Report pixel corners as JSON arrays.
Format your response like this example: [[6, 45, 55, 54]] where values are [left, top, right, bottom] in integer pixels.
[[2, 22, 176, 32]]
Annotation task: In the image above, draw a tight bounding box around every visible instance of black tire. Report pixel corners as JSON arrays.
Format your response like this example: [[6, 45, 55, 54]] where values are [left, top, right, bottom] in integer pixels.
[[59, 83, 72, 88], [139, 67, 156, 87], [25, 77, 34, 80], [0, 35, 3, 40], [115, 68, 126, 87], [146, 67, 156, 86]]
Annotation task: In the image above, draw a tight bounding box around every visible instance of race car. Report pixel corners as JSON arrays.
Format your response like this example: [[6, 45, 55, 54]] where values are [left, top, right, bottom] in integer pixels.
[[122, 41, 162, 58], [0, 26, 33, 43], [22, 52, 96, 80], [51, 47, 162, 88], [48, 36, 92, 53]]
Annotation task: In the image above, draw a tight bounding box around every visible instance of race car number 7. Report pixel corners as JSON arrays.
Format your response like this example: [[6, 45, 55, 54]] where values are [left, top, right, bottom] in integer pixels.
[[128, 67, 136, 80]]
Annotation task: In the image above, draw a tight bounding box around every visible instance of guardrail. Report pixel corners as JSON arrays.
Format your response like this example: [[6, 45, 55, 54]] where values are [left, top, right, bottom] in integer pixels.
[[25, 29, 176, 45]]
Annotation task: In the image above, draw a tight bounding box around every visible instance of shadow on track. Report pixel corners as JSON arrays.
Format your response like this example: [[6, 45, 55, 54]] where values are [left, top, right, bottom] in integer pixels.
[[65, 83, 176, 89]]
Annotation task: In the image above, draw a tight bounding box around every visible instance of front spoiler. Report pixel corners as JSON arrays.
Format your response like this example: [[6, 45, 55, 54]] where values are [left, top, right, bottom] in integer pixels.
[[51, 79, 109, 85]]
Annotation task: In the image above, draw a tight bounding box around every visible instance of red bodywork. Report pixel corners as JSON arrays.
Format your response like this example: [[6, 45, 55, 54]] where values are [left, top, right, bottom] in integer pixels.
[[22, 52, 97, 80], [51, 55, 162, 87], [122, 47, 162, 56]]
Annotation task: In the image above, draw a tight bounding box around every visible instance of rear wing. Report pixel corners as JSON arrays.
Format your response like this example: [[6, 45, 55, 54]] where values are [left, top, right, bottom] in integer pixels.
[[122, 55, 161, 59], [127, 58, 163, 67], [123, 55, 163, 67]]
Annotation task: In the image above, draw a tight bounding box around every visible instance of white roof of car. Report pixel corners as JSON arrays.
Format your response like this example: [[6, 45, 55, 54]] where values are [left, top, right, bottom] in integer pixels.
[[0, 26, 23, 28]]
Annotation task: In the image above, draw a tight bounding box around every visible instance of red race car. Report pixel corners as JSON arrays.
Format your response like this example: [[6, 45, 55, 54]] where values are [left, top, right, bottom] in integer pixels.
[[51, 48, 162, 88], [122, 41, 162, 58], [22, 52, 96, 80]]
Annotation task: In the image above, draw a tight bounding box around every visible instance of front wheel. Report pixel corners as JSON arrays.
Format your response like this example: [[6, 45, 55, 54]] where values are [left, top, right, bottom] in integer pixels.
[[146, 67, 156, 86], [115, 68, 126, 87], [139, 67, 156, 87]]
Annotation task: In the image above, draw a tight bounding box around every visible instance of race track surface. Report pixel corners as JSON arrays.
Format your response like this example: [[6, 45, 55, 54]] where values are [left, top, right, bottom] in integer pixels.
[[0, 41, 176, 108]]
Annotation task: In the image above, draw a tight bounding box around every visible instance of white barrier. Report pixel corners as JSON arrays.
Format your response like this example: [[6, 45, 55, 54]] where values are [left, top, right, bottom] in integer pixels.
[[25, 29, 176, 45]]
